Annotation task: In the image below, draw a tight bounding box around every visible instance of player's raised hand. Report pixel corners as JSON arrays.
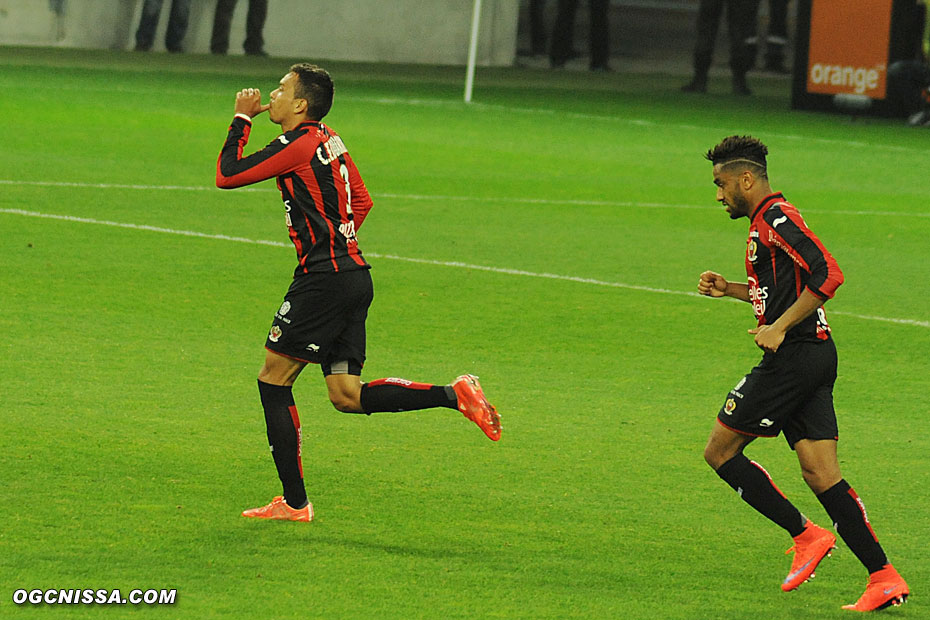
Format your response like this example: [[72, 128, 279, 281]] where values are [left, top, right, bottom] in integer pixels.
[[234, 88, 270, 118], [698, 271, 728, 298]]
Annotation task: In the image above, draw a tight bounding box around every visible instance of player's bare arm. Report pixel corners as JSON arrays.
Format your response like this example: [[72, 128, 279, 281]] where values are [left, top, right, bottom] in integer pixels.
[[748, 288, 826, 353], [698, 270, 750, 302], [234, 88, 270, 118]]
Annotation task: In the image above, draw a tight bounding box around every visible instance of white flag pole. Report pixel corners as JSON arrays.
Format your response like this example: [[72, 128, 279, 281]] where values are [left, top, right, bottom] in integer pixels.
[[464, 0, 482, 103]]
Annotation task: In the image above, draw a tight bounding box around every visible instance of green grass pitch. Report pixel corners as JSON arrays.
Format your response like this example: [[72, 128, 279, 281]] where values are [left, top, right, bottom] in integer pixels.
[[1, 47, 928, 618]]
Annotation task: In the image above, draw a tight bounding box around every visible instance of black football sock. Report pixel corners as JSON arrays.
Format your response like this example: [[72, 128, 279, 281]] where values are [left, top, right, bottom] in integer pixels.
[[716, 453, 807, 537], [359, 378, 457, 414], [817, 480, 888, 573], [257, 380, 307, 509]]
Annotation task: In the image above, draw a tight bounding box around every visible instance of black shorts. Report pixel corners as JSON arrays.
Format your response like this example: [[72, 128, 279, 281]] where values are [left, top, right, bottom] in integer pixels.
[[717, 338, 839, 449], [265, 268, 373, 376]]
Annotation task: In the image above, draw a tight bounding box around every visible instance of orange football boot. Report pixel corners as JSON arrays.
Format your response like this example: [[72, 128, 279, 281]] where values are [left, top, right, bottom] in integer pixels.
[[242, 496, 313, 522], [782, 521, 837, 591], [451, 374, 501, 441], [842, 564, 909, 612]]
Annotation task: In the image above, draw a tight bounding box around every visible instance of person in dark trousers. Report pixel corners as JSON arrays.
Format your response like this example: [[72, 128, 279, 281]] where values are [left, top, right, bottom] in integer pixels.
[[762, 0, 789, 73], [745, 0, 790, 73], [698, 135, 909, 612], [528, 0, 549, 56], [888, 0, 930, 125], [215, 64, 502, 522], [549, 0, 610, 71], [134, 0, 190, 53], [211, 0, 268, 56], [682, 0, 759, 95]]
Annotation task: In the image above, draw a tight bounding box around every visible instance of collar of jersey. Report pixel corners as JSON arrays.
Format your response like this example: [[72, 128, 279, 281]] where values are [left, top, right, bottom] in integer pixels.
[[750, 192, 786, 223]]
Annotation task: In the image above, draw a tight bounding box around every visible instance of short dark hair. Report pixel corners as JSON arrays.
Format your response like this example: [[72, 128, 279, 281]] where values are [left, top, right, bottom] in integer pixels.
[[289, 63, 334, 120], [705, 135, 768, 178]]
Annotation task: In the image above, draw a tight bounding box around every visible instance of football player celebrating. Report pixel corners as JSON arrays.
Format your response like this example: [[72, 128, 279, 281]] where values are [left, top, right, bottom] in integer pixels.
[[698, 135, 908, 611], [216, 64, 501, 523]]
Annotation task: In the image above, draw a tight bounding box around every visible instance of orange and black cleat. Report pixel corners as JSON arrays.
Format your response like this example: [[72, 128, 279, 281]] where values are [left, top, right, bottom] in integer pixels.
[[842, 564, 909, 612], [782, 521, 837, 592], [242, 496, 313, 522], [452, 374, 501, 441]]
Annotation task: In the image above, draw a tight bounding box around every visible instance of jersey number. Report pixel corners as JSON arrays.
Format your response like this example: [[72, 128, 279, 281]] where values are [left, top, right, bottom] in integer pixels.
[[339, 163, 352, 216], [337, 163, 357, 242]]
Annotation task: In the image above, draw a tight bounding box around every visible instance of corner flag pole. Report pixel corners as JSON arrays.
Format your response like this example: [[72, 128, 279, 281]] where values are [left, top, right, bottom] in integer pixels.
[[464, 0, 482, 103]]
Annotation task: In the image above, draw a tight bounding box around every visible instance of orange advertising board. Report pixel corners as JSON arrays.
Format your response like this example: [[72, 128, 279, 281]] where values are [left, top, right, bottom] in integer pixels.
[[806, 0, 893, 99]]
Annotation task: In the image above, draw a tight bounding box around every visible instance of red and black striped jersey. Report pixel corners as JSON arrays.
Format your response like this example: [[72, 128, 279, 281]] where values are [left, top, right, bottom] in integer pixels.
[[216, 114, 373, 276], [745, 192, 844, 342]]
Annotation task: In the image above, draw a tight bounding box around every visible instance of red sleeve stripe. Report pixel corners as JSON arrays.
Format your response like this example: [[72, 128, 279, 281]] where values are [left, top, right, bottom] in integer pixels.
[[216, 124, 308, 189], [765, 205, 843, 299], [782, 206, 844, 298], [766, 226, 812, 272]]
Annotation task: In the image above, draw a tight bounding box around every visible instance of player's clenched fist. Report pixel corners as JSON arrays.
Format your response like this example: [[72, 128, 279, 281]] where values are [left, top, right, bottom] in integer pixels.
[[234, 88, 270, 118], [698, 271, 728, 297]]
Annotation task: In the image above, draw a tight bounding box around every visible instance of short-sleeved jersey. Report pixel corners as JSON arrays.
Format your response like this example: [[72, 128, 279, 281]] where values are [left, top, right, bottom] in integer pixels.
[[216, 114, 373, 277], [745, 192, 844, 343]]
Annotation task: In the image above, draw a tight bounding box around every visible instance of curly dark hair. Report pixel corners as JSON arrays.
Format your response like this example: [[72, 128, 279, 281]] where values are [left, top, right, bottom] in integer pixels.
[[289, 63, 334, 120], [705, 135, 768, 178]]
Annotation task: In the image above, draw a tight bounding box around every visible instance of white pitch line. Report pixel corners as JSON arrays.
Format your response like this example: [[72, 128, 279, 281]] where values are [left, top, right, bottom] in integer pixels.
[[0, 179, 267, 194], [1, 179, 928, 218], [2, 207, 927, 329], [0, 208, 286, 246], [830, 311, 930, 329], [0, 178, 706, 209]]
